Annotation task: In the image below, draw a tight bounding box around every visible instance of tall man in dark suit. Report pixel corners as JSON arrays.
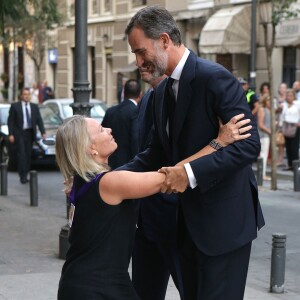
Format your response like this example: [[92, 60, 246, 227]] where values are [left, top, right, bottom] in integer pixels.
[[132, 74, 184, 300], [124, 6, 265, 299], [8, 87, 46, 184], [102, 79, 142, 169]]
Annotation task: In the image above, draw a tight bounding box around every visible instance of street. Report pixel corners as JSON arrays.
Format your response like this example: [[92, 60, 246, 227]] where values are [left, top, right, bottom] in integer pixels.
[[0, 168, 299, 299]]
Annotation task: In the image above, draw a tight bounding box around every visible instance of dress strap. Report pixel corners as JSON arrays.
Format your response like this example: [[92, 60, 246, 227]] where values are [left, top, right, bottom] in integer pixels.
[[69, 173, 106, 205]]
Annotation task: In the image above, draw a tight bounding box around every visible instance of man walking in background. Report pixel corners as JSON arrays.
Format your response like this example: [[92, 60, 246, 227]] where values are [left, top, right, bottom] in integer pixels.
[[102, 79, 142, 169], [8, 87, 46, 184]]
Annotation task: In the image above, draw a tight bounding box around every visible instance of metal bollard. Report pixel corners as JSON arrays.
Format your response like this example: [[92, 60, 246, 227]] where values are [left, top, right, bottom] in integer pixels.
[[66, 196, 71, 219], [256, 157, 263, 186], [292, 160, 300, 192], [59, 224, 70, 259], [270, 233, 286, 293], [1, 163, 8, 196], [30, 170, 38, 206]]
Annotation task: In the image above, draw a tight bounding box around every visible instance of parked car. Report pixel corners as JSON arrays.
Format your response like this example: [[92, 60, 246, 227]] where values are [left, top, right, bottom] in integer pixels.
[[0, 103, 62, 170], [42, 98, 107, 123]]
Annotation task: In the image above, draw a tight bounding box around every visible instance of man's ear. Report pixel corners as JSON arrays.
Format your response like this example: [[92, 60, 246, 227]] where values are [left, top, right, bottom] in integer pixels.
[[160, 32, 170, 49]]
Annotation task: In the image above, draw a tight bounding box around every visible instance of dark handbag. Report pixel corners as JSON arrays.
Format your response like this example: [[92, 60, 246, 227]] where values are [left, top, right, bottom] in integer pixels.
[[282, 122, 297, 138]]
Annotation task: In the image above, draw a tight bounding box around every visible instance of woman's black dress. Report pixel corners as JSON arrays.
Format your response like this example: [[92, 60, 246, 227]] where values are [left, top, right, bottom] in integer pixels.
[[57, 173, 139, 299]]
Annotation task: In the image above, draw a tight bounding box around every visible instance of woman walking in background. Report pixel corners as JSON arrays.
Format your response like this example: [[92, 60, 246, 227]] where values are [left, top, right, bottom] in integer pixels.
[[257, 94, 271, 181], [275, 83, 287, 166], [281, 89, 300, 171]]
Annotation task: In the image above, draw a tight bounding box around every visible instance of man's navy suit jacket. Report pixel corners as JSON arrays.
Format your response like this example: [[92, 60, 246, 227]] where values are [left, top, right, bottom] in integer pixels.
[[135, 89, 178, 243], [102, 99, 139, 169], [124, 51, 265, 256]]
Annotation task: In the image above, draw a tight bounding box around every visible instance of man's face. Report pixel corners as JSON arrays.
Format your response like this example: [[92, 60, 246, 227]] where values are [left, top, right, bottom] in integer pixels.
[[22, 90, 31, 103], [241, 83, 248, 92], [128, 27, 168, 82]]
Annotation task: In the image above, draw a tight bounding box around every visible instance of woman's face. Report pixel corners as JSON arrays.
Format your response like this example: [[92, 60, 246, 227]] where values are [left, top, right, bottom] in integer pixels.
[[85, 118, 117, 162], [286, 91, 295, 104]]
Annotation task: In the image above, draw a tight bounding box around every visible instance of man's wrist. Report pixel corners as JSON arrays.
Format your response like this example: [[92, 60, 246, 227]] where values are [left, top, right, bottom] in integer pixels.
[[209, 139, 224, 150]]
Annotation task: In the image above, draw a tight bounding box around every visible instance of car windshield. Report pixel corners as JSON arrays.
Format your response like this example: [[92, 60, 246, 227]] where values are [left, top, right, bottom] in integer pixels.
[[40, 106, 62, 126], [62, 102, 107, 119]]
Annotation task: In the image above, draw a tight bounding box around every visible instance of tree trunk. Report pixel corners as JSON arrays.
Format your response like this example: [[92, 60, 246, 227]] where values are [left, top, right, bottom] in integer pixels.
[[263, 23, 278, 190]]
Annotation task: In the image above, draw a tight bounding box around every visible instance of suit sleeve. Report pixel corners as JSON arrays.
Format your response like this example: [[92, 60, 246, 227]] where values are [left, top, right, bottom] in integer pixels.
[[7, 105, 17, 136], [35, 106, 46, 135], [190, 69, 261, 193]]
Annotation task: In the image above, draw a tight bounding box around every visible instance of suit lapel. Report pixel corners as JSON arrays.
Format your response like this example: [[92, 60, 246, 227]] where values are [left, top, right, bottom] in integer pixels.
[[172, 52, 196, 146]]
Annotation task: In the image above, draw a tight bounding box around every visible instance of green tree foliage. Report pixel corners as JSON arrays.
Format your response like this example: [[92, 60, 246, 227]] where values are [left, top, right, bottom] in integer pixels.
[[1, 0, 64, 83]]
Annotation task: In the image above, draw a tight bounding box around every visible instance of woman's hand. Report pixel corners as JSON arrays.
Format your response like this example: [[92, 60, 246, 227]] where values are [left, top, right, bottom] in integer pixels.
[[216, 114, 252, 147]]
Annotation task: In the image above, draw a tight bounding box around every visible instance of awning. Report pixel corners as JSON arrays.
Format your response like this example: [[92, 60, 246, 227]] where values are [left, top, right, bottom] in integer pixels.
[[276, 18, 300, 47], [199, 5, 251, 54], [118, 61, 137, 73]]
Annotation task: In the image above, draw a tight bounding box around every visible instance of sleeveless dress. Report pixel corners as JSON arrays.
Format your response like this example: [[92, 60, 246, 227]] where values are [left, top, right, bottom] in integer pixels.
[[57, 173, 139, 299]]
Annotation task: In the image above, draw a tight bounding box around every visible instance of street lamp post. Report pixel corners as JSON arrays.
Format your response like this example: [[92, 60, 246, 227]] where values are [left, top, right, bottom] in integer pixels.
[[59, 0, 92, 260], [249, 0, 257, 90], [71, 0, 92, 114]]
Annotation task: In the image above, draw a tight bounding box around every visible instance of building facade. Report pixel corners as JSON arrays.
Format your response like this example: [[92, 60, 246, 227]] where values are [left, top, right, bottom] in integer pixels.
[[1, 0, 300, 104]]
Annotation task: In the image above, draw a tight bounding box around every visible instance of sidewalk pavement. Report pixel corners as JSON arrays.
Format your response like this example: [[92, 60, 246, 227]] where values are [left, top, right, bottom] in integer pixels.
[[0, 168, 298, 300]]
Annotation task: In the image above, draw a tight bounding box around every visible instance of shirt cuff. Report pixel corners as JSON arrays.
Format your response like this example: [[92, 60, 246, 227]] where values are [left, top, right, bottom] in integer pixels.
[[184, 163, 198, 189]]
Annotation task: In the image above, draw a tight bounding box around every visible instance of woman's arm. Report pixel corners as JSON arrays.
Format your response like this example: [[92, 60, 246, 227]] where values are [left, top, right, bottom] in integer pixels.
[[99, 171, 165, 205], [176, 113, 251, 166], [258, 107, 271, 135]]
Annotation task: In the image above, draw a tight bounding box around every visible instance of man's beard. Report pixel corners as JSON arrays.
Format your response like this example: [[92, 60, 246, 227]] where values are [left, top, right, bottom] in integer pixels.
[[141, 45, 167, 83]]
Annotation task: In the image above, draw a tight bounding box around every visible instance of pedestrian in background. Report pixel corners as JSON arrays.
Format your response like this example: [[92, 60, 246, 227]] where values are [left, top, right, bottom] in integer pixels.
[[55, 114, 248, 300], [257, 94, 271, 181], [125, 6, 264, 300], [238, 77, 259, 117], [30, 82, 39, 104], [281, 89, 300, 171], [41, 80, 54, 102], [292, 80, 300, 101], [259, 82, 270, 100], [275, 82, 287, 166], [102, 79, 142, 169], [7, 87, 46, 183]]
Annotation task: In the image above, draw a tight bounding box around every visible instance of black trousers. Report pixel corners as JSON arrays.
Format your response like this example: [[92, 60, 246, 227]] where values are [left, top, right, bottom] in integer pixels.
[[132, 229, 184, 300], [179, 226, 252, 300], [285, 128, 300, 168], [16, 129, 33, 180]]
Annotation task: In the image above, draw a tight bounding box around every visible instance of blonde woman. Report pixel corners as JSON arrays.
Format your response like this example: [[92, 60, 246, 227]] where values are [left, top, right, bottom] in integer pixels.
[[56, 114, 251, 300], [257, 94, 271, 180]]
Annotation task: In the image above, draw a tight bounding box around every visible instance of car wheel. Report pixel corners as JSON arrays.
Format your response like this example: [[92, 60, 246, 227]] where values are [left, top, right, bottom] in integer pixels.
[[0, 141, 17, 171]]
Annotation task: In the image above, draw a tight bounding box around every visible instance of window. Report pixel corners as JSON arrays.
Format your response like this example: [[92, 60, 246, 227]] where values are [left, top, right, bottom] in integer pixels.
[[92, 0, 99, 15], [132, 0, 147, 7], [69, 0, 75, 18], [282, 47, 296, 87], [104, 0, 111, 12]]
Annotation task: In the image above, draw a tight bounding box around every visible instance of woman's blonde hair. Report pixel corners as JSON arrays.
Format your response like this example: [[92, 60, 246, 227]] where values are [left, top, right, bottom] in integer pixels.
[[55, 115, 108, 189], [260, 94, 270, 107]]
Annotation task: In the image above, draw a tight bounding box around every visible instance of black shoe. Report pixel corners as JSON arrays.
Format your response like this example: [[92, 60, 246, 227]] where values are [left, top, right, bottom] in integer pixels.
[[20, 178, 29, 184]]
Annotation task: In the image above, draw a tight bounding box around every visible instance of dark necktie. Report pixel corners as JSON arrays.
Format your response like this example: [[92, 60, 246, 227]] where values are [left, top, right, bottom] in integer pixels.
[[165, 77, 176, 145], [25, 103, 32, 128]]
